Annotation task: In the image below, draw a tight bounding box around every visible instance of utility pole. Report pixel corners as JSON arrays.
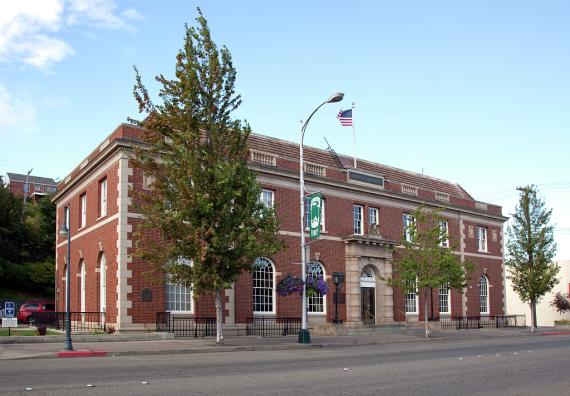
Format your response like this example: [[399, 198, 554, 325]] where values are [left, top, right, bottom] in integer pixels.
[[23, 168, 33, 205]]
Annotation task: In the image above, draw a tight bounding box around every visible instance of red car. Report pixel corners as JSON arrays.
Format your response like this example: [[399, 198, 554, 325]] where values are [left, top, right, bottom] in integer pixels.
[[17, 301, 55, 325]]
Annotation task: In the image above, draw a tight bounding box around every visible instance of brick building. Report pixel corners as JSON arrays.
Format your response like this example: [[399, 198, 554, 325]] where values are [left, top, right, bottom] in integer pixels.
[[52, 123, 507, 332], [6, 172, 58, 201]]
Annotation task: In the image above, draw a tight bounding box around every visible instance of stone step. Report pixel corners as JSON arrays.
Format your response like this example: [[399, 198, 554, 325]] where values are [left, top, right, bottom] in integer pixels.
[[345, 325, 426, 336]]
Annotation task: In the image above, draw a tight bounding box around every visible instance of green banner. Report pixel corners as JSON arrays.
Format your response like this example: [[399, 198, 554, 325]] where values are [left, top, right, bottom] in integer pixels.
[[309, 192, 322, 239]]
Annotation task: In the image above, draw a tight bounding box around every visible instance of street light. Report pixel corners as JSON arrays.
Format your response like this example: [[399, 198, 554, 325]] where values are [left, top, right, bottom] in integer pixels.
[[59, 210, 73, 351], [299, 92, 344, 344], [332, 272, 345, 324]]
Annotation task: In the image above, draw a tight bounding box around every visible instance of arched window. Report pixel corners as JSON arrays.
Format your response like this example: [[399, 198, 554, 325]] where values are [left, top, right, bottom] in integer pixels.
[[307, 262, 326, 314], [439, 283, 450, 314], [99, 253, 106, 314], [79, 259, 86, 313], [166, 258, 193, 313], [479, 275, 489, 314], [405, 280, 418, 314], [252, 257, 275, 314]]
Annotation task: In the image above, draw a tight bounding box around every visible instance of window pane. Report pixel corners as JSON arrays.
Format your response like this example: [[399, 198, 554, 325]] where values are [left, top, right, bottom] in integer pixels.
[[307, 262, 325, 313], [353, 205, 363, 235], [439, 283, 450, 313], [479, 275, 488, 314], [252, 257, 274, 313]]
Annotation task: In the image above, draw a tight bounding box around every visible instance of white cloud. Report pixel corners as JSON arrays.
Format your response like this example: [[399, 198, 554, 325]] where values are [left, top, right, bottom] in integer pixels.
[[0, 85, 37, 137], [66, 0, 138, 31], [0, 0, 142, 70]]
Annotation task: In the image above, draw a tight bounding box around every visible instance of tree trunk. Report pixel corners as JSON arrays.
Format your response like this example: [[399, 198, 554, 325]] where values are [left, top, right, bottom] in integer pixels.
[[424, 289, 429, 338], [530, 301, 537, 333], [215, 289, 224, 344]]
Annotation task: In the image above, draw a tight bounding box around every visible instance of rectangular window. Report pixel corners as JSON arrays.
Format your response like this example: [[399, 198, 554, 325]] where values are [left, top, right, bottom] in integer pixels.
[[477, 226, 488, 252], [99, 178, 107, 217], [405, 280, 418, 314], [80, 194, 87, 228], [369, 207, 379, 226], [403, 214, 416, 242], [439, 220, 449, 248], [143, 174, 155, 190], [260, 189, 274, 208], [305, 197, 325, 231], [353, 205, 363, 235], [166, 275, 193, 313], [439, 283, 450, 314]]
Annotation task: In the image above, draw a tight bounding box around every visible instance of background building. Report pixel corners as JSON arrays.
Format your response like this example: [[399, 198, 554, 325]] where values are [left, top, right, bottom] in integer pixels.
[[5, 172, 58, 201], [506, 260, 570, 326], [52, 124, 508, 332]]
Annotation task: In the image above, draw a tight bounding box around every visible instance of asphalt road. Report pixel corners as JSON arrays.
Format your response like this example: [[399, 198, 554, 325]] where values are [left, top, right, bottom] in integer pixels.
[[1, 335, 569, 395]]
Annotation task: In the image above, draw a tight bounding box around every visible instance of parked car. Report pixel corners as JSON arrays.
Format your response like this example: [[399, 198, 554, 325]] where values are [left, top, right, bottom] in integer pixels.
[[17, 300, 55, 325]]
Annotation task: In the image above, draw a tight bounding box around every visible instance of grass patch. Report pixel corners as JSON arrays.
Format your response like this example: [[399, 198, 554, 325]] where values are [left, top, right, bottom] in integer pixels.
[[554, 319, 570, 325], [0, 329, 59, 336]]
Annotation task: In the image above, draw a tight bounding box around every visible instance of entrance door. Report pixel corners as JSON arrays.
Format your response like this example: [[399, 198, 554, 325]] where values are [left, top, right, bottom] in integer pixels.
[[361, 287, 375, 324]]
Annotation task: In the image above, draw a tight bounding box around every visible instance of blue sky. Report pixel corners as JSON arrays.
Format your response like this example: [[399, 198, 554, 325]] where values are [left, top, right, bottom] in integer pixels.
[[1, 0, 568, 259]]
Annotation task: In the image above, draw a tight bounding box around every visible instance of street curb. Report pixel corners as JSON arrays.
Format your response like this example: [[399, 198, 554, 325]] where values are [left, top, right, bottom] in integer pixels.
[[57, 350, 108, 358], [2, 330, 563, 361]]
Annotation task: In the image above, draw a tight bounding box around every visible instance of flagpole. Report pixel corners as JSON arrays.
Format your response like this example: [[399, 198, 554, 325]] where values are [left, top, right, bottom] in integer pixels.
[[352, 102, 357, 168]]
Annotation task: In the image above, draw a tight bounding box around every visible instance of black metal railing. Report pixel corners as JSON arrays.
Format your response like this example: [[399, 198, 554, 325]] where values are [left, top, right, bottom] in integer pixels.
[[246, 317, 301, 337], [29, 312, 107, 333], [156, 312, 216, 338], [440, 315, 526, 330]]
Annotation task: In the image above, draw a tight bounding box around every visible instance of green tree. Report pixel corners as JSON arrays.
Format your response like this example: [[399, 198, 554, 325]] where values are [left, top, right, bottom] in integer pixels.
[[385, 207, 473, 338], [0, 183, 25, 279], [131, 9, 282, 343], [0, 183, 55, 297], [506, 185, 558, 332]]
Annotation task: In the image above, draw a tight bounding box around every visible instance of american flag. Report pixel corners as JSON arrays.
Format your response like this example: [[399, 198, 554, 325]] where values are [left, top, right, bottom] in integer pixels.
[[337, 109, 353, 126]]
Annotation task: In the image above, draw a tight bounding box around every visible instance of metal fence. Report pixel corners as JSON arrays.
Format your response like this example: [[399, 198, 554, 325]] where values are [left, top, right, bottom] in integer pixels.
[[440, 315, 526, 330], [29, 312, 107, 333], [246, 317, 301, 337], [156, 312, 216, 338]]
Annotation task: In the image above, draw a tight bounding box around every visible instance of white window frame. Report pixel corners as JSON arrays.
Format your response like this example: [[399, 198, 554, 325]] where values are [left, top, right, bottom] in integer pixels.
[[353, 205, 363, 235], [80, 193, 87, 228], [306, 261, 326, 315], [99, 253, 106, 313], [166, 258, 194, 314], [100, 178, 107, 217], [305, 197, 325, 232], [260, 189, 274, 208], [477, 226, 488, 252], [80, 260, 86, 313], [404, 280, 418, 314], [63, 205, 70, 229], [479, 275, 489, 315], [369, 207, 379, 226], [403, 213, 416, 242], [252, 257, 276, 315], [439, 220, 449, 248], [439, 283, 450, 314]]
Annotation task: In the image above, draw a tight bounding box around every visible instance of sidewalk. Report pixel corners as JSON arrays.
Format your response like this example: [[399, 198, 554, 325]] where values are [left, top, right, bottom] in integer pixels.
[[1, 327, 558, 361]]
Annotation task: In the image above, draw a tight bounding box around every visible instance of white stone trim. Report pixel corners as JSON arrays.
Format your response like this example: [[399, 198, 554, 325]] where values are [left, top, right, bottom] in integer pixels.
[[56, 213, 119, 249], [225, 284, 235, 325], [55, 151, 123, 208], [116, 154, 133, 328]]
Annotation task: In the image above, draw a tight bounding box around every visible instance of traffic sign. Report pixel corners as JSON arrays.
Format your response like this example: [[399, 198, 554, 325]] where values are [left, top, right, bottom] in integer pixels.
[[4, 302, 15, 319]]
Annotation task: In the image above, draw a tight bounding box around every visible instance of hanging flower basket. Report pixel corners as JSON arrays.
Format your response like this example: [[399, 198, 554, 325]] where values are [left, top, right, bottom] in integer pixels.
[[276, 274, 304, 297], [306, 275, 329, 297]]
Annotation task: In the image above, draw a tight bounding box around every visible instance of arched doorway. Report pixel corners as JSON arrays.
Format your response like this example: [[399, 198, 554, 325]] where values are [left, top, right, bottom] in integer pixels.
[[360, 266, 376, 324]]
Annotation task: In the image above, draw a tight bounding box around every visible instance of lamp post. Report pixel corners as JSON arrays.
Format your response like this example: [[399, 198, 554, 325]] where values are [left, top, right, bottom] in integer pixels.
[[332, 272, 345, 324], [59, 209, 73, 351], [298, 92, 344, 344]]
